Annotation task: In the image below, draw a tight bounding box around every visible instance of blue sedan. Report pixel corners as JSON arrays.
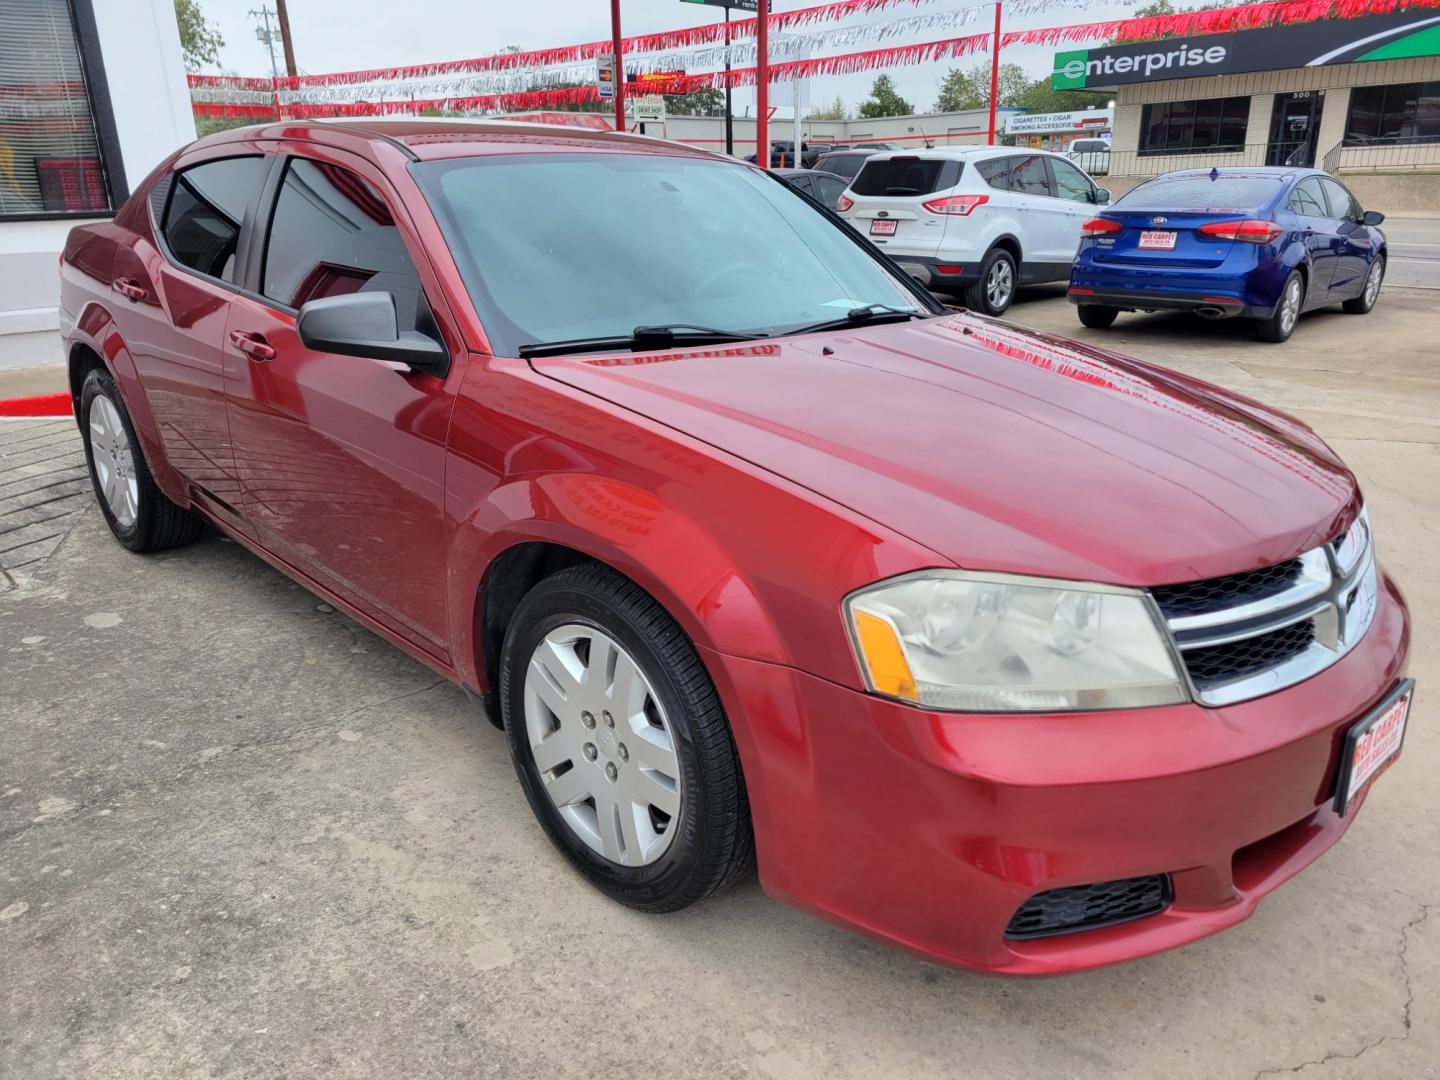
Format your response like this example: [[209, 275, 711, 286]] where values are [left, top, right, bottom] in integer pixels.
[[1067, 167, 1388, 343]]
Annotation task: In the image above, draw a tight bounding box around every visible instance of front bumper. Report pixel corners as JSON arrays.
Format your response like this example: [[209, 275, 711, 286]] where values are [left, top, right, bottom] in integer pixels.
[[705, 571, 1410, 975]]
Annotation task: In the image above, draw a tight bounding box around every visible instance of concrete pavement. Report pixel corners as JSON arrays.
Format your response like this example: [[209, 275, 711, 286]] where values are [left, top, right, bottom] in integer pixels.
[[1, 289, 1437, 1080]]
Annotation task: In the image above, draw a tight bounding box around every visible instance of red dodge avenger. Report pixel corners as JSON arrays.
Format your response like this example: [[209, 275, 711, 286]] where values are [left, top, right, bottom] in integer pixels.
[[59, 120, 1412, 974]]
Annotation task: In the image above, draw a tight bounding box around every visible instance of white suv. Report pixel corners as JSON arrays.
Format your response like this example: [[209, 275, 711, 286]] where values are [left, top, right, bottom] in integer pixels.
[[836, 147, 1110, 315]]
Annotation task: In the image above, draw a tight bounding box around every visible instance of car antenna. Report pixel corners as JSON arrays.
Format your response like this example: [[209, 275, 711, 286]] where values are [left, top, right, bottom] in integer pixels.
[[1209, 166, 1220, 181]]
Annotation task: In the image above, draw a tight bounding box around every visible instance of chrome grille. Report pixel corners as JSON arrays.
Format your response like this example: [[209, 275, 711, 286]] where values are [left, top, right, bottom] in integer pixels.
[[1152, 510, 1378, 707]]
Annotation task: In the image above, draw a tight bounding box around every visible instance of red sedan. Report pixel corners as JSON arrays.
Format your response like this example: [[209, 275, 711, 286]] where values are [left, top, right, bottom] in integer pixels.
[[58, 120, 1412, 975]]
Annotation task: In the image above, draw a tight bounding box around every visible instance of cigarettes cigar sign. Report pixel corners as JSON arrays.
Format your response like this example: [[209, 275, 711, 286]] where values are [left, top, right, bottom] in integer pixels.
[[1053, 11, 1440, 89]]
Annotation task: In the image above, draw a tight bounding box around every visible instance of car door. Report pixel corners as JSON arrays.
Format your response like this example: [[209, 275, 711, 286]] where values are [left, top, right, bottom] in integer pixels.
[[1045, 157, 1104, 270], [222, 148, 463, 661], [1318, 176, 1373, 298], [110, 152, 271, 533], [1006, 153, 1063, 268], [1286, 177, 1341, 300]]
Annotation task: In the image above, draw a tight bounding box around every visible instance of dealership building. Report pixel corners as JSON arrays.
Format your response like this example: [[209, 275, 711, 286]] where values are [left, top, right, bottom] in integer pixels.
[[0, 0, 194, 367], [1053, 10, 1440, 198]]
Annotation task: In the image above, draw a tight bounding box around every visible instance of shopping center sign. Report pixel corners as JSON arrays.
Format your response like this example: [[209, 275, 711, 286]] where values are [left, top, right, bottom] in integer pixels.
[[1053, 10, 1440, 89]]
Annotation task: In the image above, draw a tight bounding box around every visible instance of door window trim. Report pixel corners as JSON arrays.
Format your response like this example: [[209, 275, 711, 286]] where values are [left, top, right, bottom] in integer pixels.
[[151, 152, 279, 299]]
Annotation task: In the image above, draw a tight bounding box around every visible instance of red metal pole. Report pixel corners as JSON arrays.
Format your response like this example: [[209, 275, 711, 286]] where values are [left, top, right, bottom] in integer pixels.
[[611, 0, 625, 132], [756, 0, 769, 167], [987, 1, 1002, 145]]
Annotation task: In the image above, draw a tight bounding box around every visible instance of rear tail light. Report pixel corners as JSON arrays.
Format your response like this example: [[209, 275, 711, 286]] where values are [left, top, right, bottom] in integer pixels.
[[836, 194, 854, 213], [1080, 217, 1122, 238], [921, 194, 988, 216], [1197, 219, 1283, 244]]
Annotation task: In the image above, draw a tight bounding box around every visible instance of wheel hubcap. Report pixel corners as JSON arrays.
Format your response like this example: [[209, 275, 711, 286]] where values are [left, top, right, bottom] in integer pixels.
[[88, 394, 138, 527], [986, 260, 1013, 309], [1365, 262, 1382, 306], [523, 624, 682, 867], [1280, 279, 1301, 334]]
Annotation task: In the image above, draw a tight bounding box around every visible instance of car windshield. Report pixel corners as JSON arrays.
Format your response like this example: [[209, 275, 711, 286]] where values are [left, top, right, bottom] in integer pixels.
[[1116, 174, 1286, 212], [413, 152, 925, 355]]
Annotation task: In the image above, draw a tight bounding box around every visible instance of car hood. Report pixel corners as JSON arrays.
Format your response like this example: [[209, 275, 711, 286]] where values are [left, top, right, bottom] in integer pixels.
[[530, 313, 1357, 585]]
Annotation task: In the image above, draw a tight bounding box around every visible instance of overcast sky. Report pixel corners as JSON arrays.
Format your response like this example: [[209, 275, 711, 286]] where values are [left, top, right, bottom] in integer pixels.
[[203, 0, 1141, 115]]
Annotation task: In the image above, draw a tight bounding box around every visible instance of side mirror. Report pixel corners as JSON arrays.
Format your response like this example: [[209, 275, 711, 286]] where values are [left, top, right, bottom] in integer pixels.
[[1093, 187, 1111, 204], [297, 291, 448, 375], [1363, 209, 1385, 226]]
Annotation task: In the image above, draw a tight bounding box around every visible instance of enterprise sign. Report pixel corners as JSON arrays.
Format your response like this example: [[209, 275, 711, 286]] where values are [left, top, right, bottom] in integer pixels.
[[1053, 10, 1440, 89]]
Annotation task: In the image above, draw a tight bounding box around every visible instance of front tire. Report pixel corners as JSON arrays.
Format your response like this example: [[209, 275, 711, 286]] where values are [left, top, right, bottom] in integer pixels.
[[79, 367, 204, 552], [1076, 304, 1119, 329], [963, 248, 1018, 316], [499, 563, 754, 913], [1343, 256, 1384, 314], [1255, 270, 1305, 343]]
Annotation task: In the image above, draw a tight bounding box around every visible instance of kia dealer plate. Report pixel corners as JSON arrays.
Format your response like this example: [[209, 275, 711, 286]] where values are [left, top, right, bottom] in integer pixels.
[[869, 219, 898, 236], [1333, 679, 1413, 816], [1138, 230, 1177, 251]]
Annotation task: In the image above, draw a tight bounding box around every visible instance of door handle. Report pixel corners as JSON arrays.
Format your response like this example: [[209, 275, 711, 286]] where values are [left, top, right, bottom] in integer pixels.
[[229, 330, 276, 362], [111, 277, 147, 302]]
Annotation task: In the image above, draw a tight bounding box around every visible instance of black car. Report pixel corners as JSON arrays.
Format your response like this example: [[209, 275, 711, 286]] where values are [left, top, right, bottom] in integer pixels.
[[812, 148, 881, 184], [774, 168, 851, 210]]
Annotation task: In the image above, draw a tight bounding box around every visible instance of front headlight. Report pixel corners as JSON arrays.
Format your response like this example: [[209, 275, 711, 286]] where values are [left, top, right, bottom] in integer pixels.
[[844, 570, 1189, 712]]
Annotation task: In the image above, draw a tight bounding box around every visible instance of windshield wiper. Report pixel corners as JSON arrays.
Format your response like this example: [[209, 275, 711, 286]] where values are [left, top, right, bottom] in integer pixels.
[[518, 324, 768, 359], [782, 304, 928, 337]]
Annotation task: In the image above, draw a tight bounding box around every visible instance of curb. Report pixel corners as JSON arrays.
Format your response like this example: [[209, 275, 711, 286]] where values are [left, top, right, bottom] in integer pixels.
[[0, 392, 71, 418]]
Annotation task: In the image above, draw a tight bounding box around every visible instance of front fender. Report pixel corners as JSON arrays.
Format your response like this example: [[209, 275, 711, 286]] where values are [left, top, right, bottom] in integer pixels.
[[445, 472, 790, 693]]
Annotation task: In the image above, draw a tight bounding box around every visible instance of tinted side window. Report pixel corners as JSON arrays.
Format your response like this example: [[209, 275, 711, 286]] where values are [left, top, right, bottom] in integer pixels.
[[1289, 177, 1327, 217], [1319, 177, 1361, 222], [163, 156, 267, 281], [974, 157, 1011, 189], [1009, 155, 1052, 198], [1049, 158, 1093, 202], [814, 174, 848, 208], [262, 158, 423, 327]]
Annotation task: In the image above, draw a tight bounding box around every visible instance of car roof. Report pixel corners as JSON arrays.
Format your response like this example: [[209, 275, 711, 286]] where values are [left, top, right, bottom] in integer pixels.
[[189, 117, 728, 164], [1154, 166, 1309, 179], [863, 145, 1064, 162]]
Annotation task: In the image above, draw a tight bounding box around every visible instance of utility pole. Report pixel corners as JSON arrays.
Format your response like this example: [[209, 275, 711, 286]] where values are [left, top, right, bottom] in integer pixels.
[[250, 6, 281, 80], [724, 6, 733, 156], [274, 0, 298, 77]]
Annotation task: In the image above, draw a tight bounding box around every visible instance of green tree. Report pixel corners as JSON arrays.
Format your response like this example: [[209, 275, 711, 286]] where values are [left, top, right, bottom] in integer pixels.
[[174, 0, 223, 72], [935, 63, 1028, 112], [857, 75, 913, 119], [666, 88, 725, 118], [1012, 77, 1112, 114], [808, 95, 847, 121]]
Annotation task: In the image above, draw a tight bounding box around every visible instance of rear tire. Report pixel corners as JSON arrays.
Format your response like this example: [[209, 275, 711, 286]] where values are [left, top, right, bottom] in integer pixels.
[[500, 563, 755, 913], [79, 367, 205, 553], [1255, 270, 1304, 343], [963, 248, 1017, 316], [1342, 256, 1384, 314], [1076, 304, 1119, 329]]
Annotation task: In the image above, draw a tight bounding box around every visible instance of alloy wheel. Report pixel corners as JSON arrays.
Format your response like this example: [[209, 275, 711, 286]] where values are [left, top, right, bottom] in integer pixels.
[[1364, 261, 1382, 307], [986, 259, 1013, 310], [88, 394, 139, 527], [523, 624, 683, 867], [1279, 277, 1302, 335]]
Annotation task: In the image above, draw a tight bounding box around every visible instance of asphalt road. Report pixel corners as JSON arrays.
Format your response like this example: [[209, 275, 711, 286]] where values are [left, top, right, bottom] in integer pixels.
[[2, 285, 1438, 1080], [1385, 216, 1440, 291]]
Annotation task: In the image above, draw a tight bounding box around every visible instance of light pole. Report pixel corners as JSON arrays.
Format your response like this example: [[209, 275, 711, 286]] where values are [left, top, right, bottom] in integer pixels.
[[987, 1, 1003, 145]]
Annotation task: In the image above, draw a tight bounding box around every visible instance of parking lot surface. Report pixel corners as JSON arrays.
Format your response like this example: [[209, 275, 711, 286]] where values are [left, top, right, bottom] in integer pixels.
[[2, 286, 1437, 1079]]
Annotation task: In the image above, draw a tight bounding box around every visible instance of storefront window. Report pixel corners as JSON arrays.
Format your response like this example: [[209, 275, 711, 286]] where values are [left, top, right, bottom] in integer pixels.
[[1344, 82, 1440, 145], [1139, 97, 1249, 155], [0, 0, 115, 219]]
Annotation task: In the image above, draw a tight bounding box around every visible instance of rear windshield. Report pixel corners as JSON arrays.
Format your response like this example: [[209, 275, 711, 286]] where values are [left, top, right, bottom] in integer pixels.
[[851, 158, 962, 197], [1116, 175, 1286, 212]]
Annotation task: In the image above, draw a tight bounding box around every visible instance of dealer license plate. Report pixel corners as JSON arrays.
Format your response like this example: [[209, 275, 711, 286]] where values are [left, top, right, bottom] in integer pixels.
[[1138, 230, 1177, 250], [1334, 679, 1413, 816], [869, 219, 898, 236]]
